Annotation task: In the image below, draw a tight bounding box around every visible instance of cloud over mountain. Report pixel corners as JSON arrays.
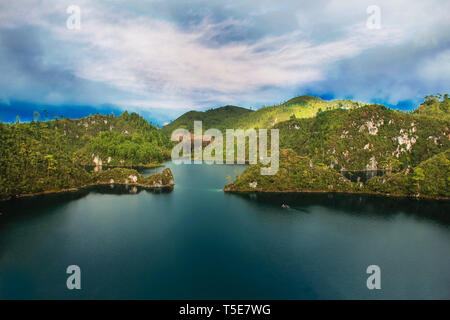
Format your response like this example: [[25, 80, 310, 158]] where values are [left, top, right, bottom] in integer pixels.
[[0, 0, 449, 119]]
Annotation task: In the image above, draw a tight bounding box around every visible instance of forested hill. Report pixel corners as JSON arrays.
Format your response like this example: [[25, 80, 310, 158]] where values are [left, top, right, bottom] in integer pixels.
[[3, 111, 172, 165], [162, 95, 364, 135], [163, 94, 449, 173], [413, 94, 450, 120], [224, 94, 450, 199], [0, 111, 173, 199], [161, 105, 253, 134], [277, 103, 450, 171]]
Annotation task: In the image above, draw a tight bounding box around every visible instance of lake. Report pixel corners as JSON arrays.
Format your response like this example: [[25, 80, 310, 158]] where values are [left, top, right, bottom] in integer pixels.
[[0, 162, 449, 299]]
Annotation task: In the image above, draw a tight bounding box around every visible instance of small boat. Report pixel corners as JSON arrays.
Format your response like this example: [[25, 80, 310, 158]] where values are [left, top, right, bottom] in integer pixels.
[[281, 204, 290, 209]]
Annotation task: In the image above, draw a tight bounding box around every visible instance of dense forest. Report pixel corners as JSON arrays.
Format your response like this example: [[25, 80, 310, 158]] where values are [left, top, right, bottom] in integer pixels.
[[1, 94, 448, 200], [212, 94, 448, 199], [276, 103, 449, 171], [162, 95, 364, 134], [0, 111, 173, 200], [225, 148, 450, 199]]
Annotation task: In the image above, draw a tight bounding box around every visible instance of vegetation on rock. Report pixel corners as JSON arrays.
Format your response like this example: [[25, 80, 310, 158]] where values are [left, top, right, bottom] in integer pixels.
[[225, 149, 355, 192], [92, 167, 174, 188], [364, 150, 450, 198], [414, 94, 449, 120], [222, 94, 449, 199], [0, 112, 173, 200], [276, 104, 449, 171]]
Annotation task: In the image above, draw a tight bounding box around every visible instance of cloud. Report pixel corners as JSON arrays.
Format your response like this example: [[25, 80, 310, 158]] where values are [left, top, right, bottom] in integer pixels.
[[0, 0, 449, 115]]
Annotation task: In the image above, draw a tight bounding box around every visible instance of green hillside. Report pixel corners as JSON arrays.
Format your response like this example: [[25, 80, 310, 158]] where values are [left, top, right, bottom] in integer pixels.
[[413, 94, 449, 120], [161, 105, 252, 134], [276, 104, 449, 171], [225, 94, 450, 199], [0, 112, 173, 199], [365, 149, 450, 198], [162, 95, 364, 135], [232, 96, 363, 130], [225, 148, 355, 193], [225, 148, 449, 199], [1, 94, 448, 200]]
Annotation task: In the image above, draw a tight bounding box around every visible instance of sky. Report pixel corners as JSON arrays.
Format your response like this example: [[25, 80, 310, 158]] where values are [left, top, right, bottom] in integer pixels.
[[0, 0, 449, 125]]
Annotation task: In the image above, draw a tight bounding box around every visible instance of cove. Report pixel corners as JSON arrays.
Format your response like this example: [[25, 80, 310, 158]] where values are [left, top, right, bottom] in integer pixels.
[[0, 162, 449, 299]]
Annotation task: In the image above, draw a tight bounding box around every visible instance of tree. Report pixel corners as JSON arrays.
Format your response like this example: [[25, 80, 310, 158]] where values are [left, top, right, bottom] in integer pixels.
[[44, 154, 58, 179], [33, 111, 40, 122], [424, 95, 438, 105], [412, 167, 425, 195]]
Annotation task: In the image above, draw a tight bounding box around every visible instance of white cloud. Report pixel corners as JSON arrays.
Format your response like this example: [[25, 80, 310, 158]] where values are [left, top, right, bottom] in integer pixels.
[[44, 2, 406, 109], [0, 0, 449, 111], [419, 50, 450, 83]]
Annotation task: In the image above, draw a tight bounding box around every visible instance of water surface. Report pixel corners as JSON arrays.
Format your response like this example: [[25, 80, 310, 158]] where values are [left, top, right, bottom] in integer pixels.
[[0, 162, 449, 299]]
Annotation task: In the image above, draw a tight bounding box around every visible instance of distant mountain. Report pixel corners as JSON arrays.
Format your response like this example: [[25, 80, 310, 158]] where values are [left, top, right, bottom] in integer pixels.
[[161, 105, 252, 134], [163, 94, 449, 173], [162, 95, 365, 134]]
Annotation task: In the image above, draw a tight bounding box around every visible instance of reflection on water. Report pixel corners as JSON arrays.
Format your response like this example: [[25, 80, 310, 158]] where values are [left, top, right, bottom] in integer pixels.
[[231, 192, 450, 226], [0, 184, 172, 225], [0, 162, 449, 300]]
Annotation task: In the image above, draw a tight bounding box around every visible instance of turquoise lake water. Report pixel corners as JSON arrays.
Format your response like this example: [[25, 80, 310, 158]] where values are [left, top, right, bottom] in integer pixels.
[[0, 162, 449, 299]]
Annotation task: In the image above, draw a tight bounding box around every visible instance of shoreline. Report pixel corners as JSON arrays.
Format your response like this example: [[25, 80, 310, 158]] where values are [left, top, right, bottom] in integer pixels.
[[223, 187, 450, 201], [83, 163, 165, 169], [1, 181, 175, 202]]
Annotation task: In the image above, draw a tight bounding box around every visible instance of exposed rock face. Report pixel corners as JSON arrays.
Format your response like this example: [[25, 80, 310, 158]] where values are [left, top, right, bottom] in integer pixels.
[[366, 156, 378, 170], [143, 168, 175, 188], [393, 131, 418, 158], [340, 130, 349, 138], [366, 121, 379, 135], [95, 168, 174, 189], [93, 155, 102, 166], [428, 136, 440, 145]]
